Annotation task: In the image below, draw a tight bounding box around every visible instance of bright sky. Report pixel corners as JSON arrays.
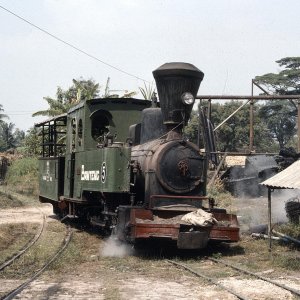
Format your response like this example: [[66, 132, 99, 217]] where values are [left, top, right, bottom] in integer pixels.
[[0, 0, 299, 131]]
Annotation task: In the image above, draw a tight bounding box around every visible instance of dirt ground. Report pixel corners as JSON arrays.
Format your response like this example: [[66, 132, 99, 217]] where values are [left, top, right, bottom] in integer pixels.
[[0, 201, 299, 300]]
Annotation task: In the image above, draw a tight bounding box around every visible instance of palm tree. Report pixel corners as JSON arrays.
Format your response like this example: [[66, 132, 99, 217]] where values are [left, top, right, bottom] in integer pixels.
[[72, 78, 100, 101], [139, 82, 155, 100], [0, 122, 16, 150], [0, 104, 8, 123], [102, 77, 137, 98], [32, 95, 74, 117], [33, 78, 100, 117]]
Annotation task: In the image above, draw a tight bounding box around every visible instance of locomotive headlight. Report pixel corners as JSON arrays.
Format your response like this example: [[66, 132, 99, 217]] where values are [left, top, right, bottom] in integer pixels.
[[181, 92, 195, 105]]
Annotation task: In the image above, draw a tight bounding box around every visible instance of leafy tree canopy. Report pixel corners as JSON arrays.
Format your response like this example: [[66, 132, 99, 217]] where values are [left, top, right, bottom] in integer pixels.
[[255, 57, 300, 95], [255, 57, 300, 149], [20, 127, 41, 157], [258, 100, 296, 149], [185, 101, 276, 153], [0, 104, 8, 124], [33, 76, 140, 118], [0, 122, 25, 152], [33, 78, 100, 117]]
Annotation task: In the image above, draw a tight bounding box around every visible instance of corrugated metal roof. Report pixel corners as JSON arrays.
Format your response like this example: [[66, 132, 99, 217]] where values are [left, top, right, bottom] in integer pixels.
[[260, 160, 300, 189]]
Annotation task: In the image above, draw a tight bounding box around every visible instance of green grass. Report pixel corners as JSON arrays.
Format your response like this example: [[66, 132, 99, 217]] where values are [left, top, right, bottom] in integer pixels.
[[0, 223, 38, 265], [207, 178, 236, 211], [272, 252, 300, 270], [0, 221, 67, 279], [5, 157, 39, 196], [0, 190, 23, 208], [0, 187, 38, 208]]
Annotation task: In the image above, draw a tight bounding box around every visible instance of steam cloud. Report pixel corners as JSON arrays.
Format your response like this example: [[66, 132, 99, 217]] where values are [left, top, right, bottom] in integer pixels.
[[237, 189, 299, 233], [100, 235, 134, 257]]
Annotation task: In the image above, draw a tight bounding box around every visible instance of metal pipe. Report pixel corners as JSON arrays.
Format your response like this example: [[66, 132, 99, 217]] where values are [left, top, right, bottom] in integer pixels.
[[214, 100, 250, 131], [252, 81, 270, 95], [197, 95, 300, 100], [273, 230, 300, 246], [208, 98, 212, 120], [208, 153, 227, 187], [210, 151, 277, 156], [249, 81, 255, 152], [197, 102, 201, 148]]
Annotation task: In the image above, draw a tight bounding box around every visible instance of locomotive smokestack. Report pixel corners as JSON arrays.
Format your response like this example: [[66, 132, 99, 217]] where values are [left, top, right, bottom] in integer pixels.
[[152, 62, 204, 130]]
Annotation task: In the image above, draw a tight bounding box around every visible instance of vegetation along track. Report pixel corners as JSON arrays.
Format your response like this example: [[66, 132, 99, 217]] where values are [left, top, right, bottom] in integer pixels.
[[0, 225, 73, 300], [0, 208, 46, 272], [167, 257, 300, 300]]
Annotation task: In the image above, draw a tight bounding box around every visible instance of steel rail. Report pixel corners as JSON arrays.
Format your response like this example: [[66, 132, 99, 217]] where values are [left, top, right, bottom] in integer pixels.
[[1, 226, 73, 300], [208, 257, 300, 298], [166, 259, 250, 300], [0, 213, 46, 272]]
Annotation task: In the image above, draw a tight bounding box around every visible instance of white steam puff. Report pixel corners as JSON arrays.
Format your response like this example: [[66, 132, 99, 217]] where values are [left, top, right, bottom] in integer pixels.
[[100, 235, 134, 257], [238, 189, 299, 233]]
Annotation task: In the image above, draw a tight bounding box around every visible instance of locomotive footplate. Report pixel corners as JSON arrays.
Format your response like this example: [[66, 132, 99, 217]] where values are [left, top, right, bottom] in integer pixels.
[[130, 209, 210, 249], [116, 206, 239, 249], [117, 207, 210, 249]]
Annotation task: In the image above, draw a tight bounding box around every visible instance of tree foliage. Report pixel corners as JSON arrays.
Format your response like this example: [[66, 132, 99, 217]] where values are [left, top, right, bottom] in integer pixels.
[[258, 100, 296, 149], [0, 121, 25, 152], [254, 57, 300, 149], [185, 101, 276, 153], [21, 127, 42, 157], [0, 104, 8, 124], [139, 82, 155, 100], [255, 57, 300, 95], [33, 78, 100, 117]]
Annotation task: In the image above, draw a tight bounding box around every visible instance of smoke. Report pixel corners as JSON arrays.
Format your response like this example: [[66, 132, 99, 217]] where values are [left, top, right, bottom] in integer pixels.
[[237, 189, 300, 233], [100, 235, 134, 257]]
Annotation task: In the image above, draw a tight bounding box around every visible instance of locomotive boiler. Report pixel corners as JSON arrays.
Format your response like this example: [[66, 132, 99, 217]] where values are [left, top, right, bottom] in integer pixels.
[[36, 62, 239, 250]]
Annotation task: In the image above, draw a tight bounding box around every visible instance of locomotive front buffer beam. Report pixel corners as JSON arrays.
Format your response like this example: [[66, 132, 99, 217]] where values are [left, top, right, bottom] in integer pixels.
[[116, 204, 239, 250]]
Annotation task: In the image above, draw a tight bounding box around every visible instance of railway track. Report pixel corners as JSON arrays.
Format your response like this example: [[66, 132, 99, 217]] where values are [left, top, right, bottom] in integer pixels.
[[167, 257, 300, 300], [0, 209, 46, 272], [0, 206, 73, 300], [0, 225, 72, 300]]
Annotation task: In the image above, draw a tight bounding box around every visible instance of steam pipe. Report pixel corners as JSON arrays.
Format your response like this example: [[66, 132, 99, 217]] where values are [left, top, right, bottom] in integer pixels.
[[273, 230, 300, 246], [197, 95, 300, 100], [214, 100, 250, 131]]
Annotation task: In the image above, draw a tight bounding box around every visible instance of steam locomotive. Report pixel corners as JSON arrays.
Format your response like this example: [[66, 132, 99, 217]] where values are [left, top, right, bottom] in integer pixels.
[[36, 62, 239, 249]]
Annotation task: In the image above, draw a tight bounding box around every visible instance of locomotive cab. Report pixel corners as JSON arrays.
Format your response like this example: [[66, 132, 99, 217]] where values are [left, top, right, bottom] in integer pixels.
[[36, 98, 151, 219]]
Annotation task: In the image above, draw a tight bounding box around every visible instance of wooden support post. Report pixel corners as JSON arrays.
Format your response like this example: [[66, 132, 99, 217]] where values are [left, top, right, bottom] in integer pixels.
[[208, 98, 212, 121], [298, 99, 300, 152], [197, 101, 201, 148], [268, 188, 272, 252], [208, 153, 227, 187], [249, 99, 254, 152]]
